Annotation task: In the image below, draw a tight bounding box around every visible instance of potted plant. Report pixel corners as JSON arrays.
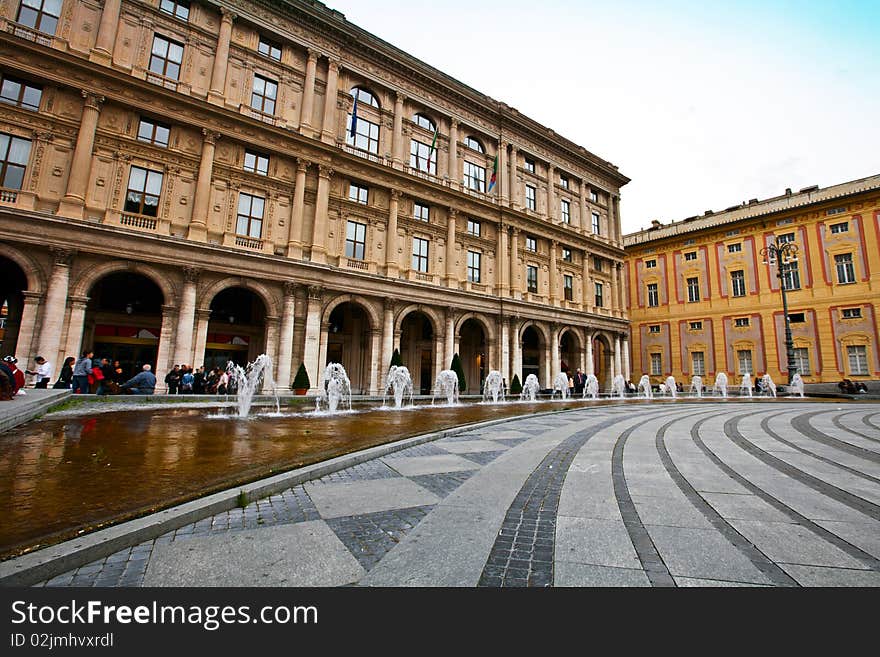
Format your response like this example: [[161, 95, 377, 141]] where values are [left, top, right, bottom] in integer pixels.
[[291, 363, 310, 395]]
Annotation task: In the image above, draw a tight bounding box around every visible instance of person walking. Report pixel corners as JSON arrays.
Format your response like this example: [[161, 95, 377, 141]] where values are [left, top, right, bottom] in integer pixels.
[[26, 356, 53, 388], [120, 364, 157, 395], [72, 350, 93, 394], [574, 368, 585, 395], [54, 357, 75, 389], [95, 358, 115, 395]]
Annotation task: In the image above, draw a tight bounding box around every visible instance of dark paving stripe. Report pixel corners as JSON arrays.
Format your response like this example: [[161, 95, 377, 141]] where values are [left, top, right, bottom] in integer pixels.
[[655, 415, 798, 587], [409, 471, 478, 498], [692, 412, 880, 571], [381, 443, 449, 458], [312, 459, 402, 482], [832, 411, 880, 443], [790, 412, 880, 463], [759, 415, 880, 486], [864, 413, 880, 432], [492, 436, 531, 447], [459, 450, 506, 466]]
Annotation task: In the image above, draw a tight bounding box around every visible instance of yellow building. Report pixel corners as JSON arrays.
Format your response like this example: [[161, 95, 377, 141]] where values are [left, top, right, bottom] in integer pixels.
[[624, 175, 880, 387]]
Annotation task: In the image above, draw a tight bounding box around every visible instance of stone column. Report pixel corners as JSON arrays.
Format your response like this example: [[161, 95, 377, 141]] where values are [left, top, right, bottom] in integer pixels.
[[320, 58, 340, 144], [208, 8, 235, 104], [444, 208, 457, 288], [612, 195, 622, 243], [386, 189, 400, 277], [611, 262, 620, 316], [263, 316, 280, 389], [549, 240, 559, 305], [368, 330, 382, 394], [302, 286, 323, 391], [542, 328, 552, 390], [154, 306, 177, 388], [585, 333, 594, 376], [508, 145, 518, 209], [91, 0, 122, 64], [510, 227, 522, 298], [582, 250, 591, 311], [193, 309, 211, 368], [310, 165, 333, 264], [63, 296, 89, 367], [498, 315, 510, 384], [616, 262, 626, 316], [13, 291, 42, 366], [392, 92, 405, 167], [578, 180, 587, 233], [299, 49, 318, 136], [444, 308, 455, 370], [381, 299, 395, 389], [187, 130, 219, 241], [622, 335, 631, 382], [495, 224, 508, 296], [546, 165, 556, 222], [58, 92, 104, 219], [614, 334, 622, 380], [498, 140, 508, 203], [276, 282, 297, 388], [447, 120, 458, 187], [37, 249, 74, 368], [510, 317, 521, 385], [287, 158, 310, 259], [172, 267, 199, 367]]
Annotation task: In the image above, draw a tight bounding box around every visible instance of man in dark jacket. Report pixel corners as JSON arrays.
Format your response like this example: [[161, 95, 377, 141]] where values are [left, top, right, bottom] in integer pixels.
[[165, 365, 181, 395]]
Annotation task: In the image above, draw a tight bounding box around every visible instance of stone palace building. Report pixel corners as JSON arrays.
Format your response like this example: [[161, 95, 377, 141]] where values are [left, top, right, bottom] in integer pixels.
[[0, 0, 630, 393]]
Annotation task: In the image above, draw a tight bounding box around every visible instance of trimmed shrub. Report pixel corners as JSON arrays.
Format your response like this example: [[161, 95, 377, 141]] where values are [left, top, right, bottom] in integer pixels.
[[390, 348, 403, 367], [450, 352, 466, 393], [291, 363, 310, 390], [509, 373, 522, 395]]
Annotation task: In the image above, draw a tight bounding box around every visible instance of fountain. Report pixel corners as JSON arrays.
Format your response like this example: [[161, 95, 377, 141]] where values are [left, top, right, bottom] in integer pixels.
[[611, 374, 626, 399], [761, 373, 777, 398], [583, 373, 599, 399], [384, 365, 414, 408], [666, 375, 677, 399], [482, 370, 506, 403], [638, 374, 653, 399], [740, 373, 753, 398], [226, 354, 278, 418], [690, 375, 703, 398], [790, 372, 805, 398], [521, 374, 541, 402], [433, 369, 459, 405], [315, 363, 352, 413], [714, 372, 729, 398], [552, 372, 571, 400]]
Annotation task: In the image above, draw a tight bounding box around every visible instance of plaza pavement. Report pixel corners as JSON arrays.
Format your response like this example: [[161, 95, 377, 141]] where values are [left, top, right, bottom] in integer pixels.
[[27, 401, 880, 587]]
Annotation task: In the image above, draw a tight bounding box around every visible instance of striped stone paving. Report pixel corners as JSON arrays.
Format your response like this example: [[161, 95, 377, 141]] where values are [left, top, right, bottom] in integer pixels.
[[30, 402, 880, 587]]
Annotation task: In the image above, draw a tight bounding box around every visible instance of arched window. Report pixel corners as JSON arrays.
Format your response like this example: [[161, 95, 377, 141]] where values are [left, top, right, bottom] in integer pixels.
[[350, 86, 380, 108], [413, 113, 435, 132], [464, 136, 484, 153]]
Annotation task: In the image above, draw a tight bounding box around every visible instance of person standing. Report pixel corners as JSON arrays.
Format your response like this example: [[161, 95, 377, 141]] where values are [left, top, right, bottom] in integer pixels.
[[72, 350, 93, 394], [193, 366, 206, 394], [165, 364, 181, 395], [574, 368, 585, 395], [26, 356, 52, 388], [2, 357, 26, 394], [54, 357, 75, 389]]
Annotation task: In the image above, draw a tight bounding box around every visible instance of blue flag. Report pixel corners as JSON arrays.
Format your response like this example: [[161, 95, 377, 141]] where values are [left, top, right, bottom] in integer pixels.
[[349, 93, 359, 139]]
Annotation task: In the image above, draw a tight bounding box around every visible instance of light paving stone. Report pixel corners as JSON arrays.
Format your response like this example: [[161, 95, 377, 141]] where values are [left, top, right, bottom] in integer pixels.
[[632, 495, 713, 529], [813, 520, 880, 560], [557, 470, 620, 521], [554, 517, 641, 569], [304, 478, 440, 518], [700, 492, 793, 522], [382, 454, 483, 477], [142, 521, 364, 587], [780, 564, 880, 587], [440, 439, 512, 454], [674, 577, 768, 587], [554, 563, 650, 587]]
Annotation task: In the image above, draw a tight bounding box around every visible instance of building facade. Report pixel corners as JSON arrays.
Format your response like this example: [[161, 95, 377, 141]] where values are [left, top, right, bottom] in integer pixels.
[[625, 175, 880, 386], [0, 0, 630, 393]]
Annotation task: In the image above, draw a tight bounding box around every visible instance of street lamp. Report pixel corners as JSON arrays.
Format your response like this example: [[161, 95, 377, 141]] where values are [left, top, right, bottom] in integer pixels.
[[760, 237, 799, 385]]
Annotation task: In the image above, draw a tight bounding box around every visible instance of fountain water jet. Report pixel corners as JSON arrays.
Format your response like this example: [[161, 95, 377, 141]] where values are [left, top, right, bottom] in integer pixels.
[[552, 372, 570, 400], [690, 375, 703, 398], [226, 355, 278, 418], [521, 374, 541, 402], [714, 372, 729, 398], [666, 375, 677, 399], [315, 363, 352, 413], [432, 370, 459, 405], [384, 365, 414, 408], [761, 373, 777, 398], [611, 374, 626, 399], [790, 372, 805, 398], [583, 374, 599, 399], [638, 375, 653, 399], [482, 370, 506, 403], [740, 373, 753, 398]]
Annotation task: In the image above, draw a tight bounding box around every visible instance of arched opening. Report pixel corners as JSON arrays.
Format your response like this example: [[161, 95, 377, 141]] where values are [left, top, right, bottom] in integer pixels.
[[399, 311, 434, 394], [458, 318, 486, 395], [521, 325, 543, 386], [206, 287, 267, 370], [559, 329, 581, 377], [326, 302, 373, 394], [0, 256, 27, 357], [593, 334, 613, 390], [85, 272, 164, 381]]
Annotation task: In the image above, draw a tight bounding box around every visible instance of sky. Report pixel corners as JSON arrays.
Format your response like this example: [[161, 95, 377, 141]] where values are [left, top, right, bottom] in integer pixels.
[[328, 0, 880, 234]]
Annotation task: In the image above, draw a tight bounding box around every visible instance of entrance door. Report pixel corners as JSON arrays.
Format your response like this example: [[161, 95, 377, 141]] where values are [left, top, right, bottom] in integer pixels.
[[420, 349, 432, 395]]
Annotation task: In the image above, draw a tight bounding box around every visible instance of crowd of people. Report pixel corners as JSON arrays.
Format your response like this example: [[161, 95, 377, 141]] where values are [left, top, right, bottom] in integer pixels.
[[162, 365, 237, 395]]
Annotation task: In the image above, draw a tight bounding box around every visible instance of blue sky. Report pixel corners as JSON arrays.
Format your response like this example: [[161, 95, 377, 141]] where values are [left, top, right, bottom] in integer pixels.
[[330, 0, 879, 233]]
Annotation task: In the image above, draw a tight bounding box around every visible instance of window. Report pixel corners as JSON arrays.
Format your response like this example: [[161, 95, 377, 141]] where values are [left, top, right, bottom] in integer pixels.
[[159, 0, 189, 20], [590, 190, 598, 203], [687, 277, 700, 302], [793, 347, 811, 375], [562, 247, 572, 262], [244, 150, 269, 176], [689, 321, 703, 331], [464, 136, 484, 153], [526, 265, 538, 293], [830, 222, 848, 234], [737, 349, 753, 374], [348, 183, 368, 205], [684, 251, 697, 261], [647, 283, 659, 307], [414, 202, 430, 222], [645, 259, 657, 269], [560, 199, 571, 224], [650, 353, 662, 376], [463, 161, 486, 192], [559, 174, 569, 189], [410, 139, 437, 174], [593, 256, 603, 272], [413, 113, 435, 131], [236, 192, 265, 239], [835, 253, 855, 284], [525, 236, 537, 252], [563, 275, 573, 301], [728, 243, 742, 253], [782, 261, 801, 291], [350, 87, 379, 108], [258, 36, 281, 61], [691, 351, 705, 376], [467, 218, 481, 237], [592, 212, 600, 234], [648, 325, 660, 334], [137, 118, 170, 147], [16, 0, 61, 34], [525, 184, 536, 211], [149, 35, 184, 81], [124, 165, 163, 217], [731, 270, 746, 297], [734, 317, 750, 328], [827, 207, 847, 216], [0, 132, 31, 190], [0, 75, 41, 111], [412, 237, 429, 272], [778, 232, 795, 244], [467, 251, 481, 283], [595, 281, 603, 307], [346, 114, 380, 154], [250, 74, 278, 115], [842, 308, 862, 319], [524, 158, 535, 174], [847, 345, 868, 375], [788, 312, 805, 323], [345, 221, 366, 260]]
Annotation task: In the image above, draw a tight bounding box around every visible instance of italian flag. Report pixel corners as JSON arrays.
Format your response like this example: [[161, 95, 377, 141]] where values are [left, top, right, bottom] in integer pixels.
[[487, 155, 498, 192]]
